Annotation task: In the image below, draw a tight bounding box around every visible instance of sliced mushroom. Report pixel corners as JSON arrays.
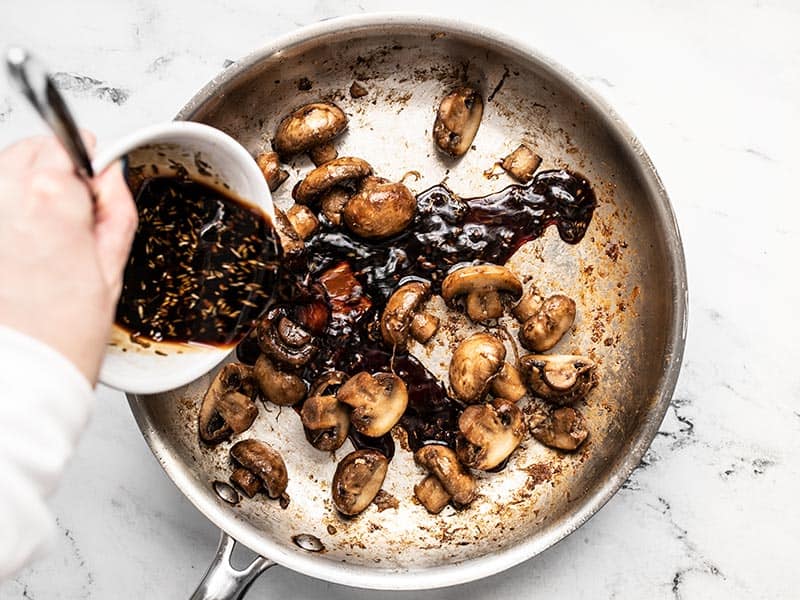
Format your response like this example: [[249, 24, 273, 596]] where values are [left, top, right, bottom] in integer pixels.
[[308, 142, 338, 166], [441, 264, 522, 323], [320, 187, 351, 226], [337, 371, 408, 437], [414, 475, 452, 514], [230, 466, 262, 498], [501, 144, 542, 183], [255, 151, 289, 192], [256, 307, 317, 368], [433, 86, 484, 157], [449, 333, 526, 404], [414, 444, 476, 507], [198, 364, 258, 445], [456, 400, 525, 470], [520, 354, 596, 404], [300, 373, 350, 451], [286, 204, 319, 240], [331, 449, 389, 516], [293, 157, 373, 204], [518, 294, 576, 352], [530, 406, 589, 451], [273, 208, 305, 265], [380, 281, 439, 348], [253, 353, 307, 406], [230, 439, 288, 499], [342, 177, 417, 239], [273, 102, 347, 158]]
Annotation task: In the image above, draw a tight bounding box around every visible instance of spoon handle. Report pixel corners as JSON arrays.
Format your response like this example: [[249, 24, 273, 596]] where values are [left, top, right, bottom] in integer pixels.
[[6, 47, 95, 180]]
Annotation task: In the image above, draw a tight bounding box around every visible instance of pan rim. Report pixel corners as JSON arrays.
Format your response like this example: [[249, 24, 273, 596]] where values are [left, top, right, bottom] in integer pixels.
[[128, 12, 688, 591]]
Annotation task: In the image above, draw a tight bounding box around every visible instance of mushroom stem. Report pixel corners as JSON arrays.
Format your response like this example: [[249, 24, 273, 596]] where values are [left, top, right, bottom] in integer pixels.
[[410, 312, 440, 343], [491, 362, 526, 402], [414, 475, 452, 514], [466, 289, 503, 322]]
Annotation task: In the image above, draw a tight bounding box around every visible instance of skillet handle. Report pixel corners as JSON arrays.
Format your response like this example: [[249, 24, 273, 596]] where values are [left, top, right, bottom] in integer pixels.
[[190, 531, 275, 600]]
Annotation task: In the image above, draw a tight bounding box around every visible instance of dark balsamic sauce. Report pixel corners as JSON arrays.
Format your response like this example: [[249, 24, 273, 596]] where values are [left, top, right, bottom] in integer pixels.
[[117, 177, 280, 346], [238, 169, 596, 456]]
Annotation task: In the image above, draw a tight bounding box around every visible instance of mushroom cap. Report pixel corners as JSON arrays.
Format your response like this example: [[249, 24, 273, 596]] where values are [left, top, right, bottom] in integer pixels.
[[331, 449, 389, 516], [300, 393, 350, 451], [530, 406, 589, 451], [293, 157, 373, 204], [230, 439, 288, 499], [456, 399, 525, 470], [337, 371, 409, 437], [449, 332, 507, 404], [273, 102, 347, 158], [433, 87, 484, 158], [342, 177, 417, 239], [441, 264, 523, 317], [198, 363, 258, 444], [414, 444, 476, 506], [380, 281, 431, 347], [519, 294, 576, 352], [253, 354, 307, 406], [520, 354, 596, 404]]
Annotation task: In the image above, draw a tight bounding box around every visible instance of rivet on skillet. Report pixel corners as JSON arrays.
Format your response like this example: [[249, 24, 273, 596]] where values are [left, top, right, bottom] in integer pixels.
[[212, 480, 240, 506], [292, 534, 326, 553]]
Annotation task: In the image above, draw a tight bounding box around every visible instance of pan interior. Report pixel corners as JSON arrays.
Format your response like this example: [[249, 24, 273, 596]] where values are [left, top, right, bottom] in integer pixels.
[[131, 22, 682, 579]]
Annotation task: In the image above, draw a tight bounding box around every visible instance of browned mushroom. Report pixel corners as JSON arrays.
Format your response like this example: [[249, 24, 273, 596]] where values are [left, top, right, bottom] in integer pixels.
[[300, 372, 349, 451], [512, 287, 543, 323], [255, 151, 289, 192], [530, 406, 589, 451], [433, 87, 484, 157], [198, 363, 258, 445], [273, 208, 305, 265], [308, 142, 338, 166], [380, 281, 439, 348], [414, 444, 476, 507], [319, 187, 351, 226], [520, 354, 596, 404], [449, 333, 526, 404], [342, 177, 417, 239], [230, 467, 261, 498], [441, 264, 522, 323], [293, 157, 373, 204], [253, 354, 307, 406], [273, 102, 347, 158], [256, 307, 317, 368], [230, 439, 288, 499], [456, 400, 525, 470], [501, 144, 542, 183], [331, 449, 389, 516], [337, 371, 408, 437], [517, 294, 576, 352], [286, 204, 319, 240], [413, 475, 451, 514]]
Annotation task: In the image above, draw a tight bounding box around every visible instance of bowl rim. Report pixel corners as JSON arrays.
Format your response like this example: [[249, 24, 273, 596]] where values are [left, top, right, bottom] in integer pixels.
[[131, 13, 688, 591]]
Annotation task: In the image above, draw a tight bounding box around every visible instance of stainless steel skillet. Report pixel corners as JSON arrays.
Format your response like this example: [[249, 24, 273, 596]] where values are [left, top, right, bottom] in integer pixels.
[[127, 14, 687, 598]]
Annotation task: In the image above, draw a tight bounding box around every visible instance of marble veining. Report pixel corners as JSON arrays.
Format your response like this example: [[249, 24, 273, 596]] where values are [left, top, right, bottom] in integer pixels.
[[0, 0, 797, 598]]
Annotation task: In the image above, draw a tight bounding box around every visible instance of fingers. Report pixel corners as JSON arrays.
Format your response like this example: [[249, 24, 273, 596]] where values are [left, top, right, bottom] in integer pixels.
[[28, 169, 95, 229], [92, 160, 137, 295], [0, 130, 97, 171]]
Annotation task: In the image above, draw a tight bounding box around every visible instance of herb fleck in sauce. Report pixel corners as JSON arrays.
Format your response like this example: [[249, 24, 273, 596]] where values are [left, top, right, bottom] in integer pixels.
[[116, 177, 280, 346]]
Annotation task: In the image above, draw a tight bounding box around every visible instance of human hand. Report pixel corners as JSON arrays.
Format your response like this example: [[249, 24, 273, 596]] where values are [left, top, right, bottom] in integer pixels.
[[0, 134, 137, 384]]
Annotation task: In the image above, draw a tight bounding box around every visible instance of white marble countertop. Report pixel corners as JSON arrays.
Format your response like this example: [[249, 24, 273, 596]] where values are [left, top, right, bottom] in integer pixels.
[[1, 1, 798, 598]]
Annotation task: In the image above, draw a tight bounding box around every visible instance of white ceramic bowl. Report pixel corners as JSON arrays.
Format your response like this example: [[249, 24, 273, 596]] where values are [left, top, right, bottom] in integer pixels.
[[94, 122, 274, 395]]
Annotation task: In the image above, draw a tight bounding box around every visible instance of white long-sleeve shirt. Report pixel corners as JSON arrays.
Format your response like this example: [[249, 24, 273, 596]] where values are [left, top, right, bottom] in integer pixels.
[[0, 325, 94, 579]]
